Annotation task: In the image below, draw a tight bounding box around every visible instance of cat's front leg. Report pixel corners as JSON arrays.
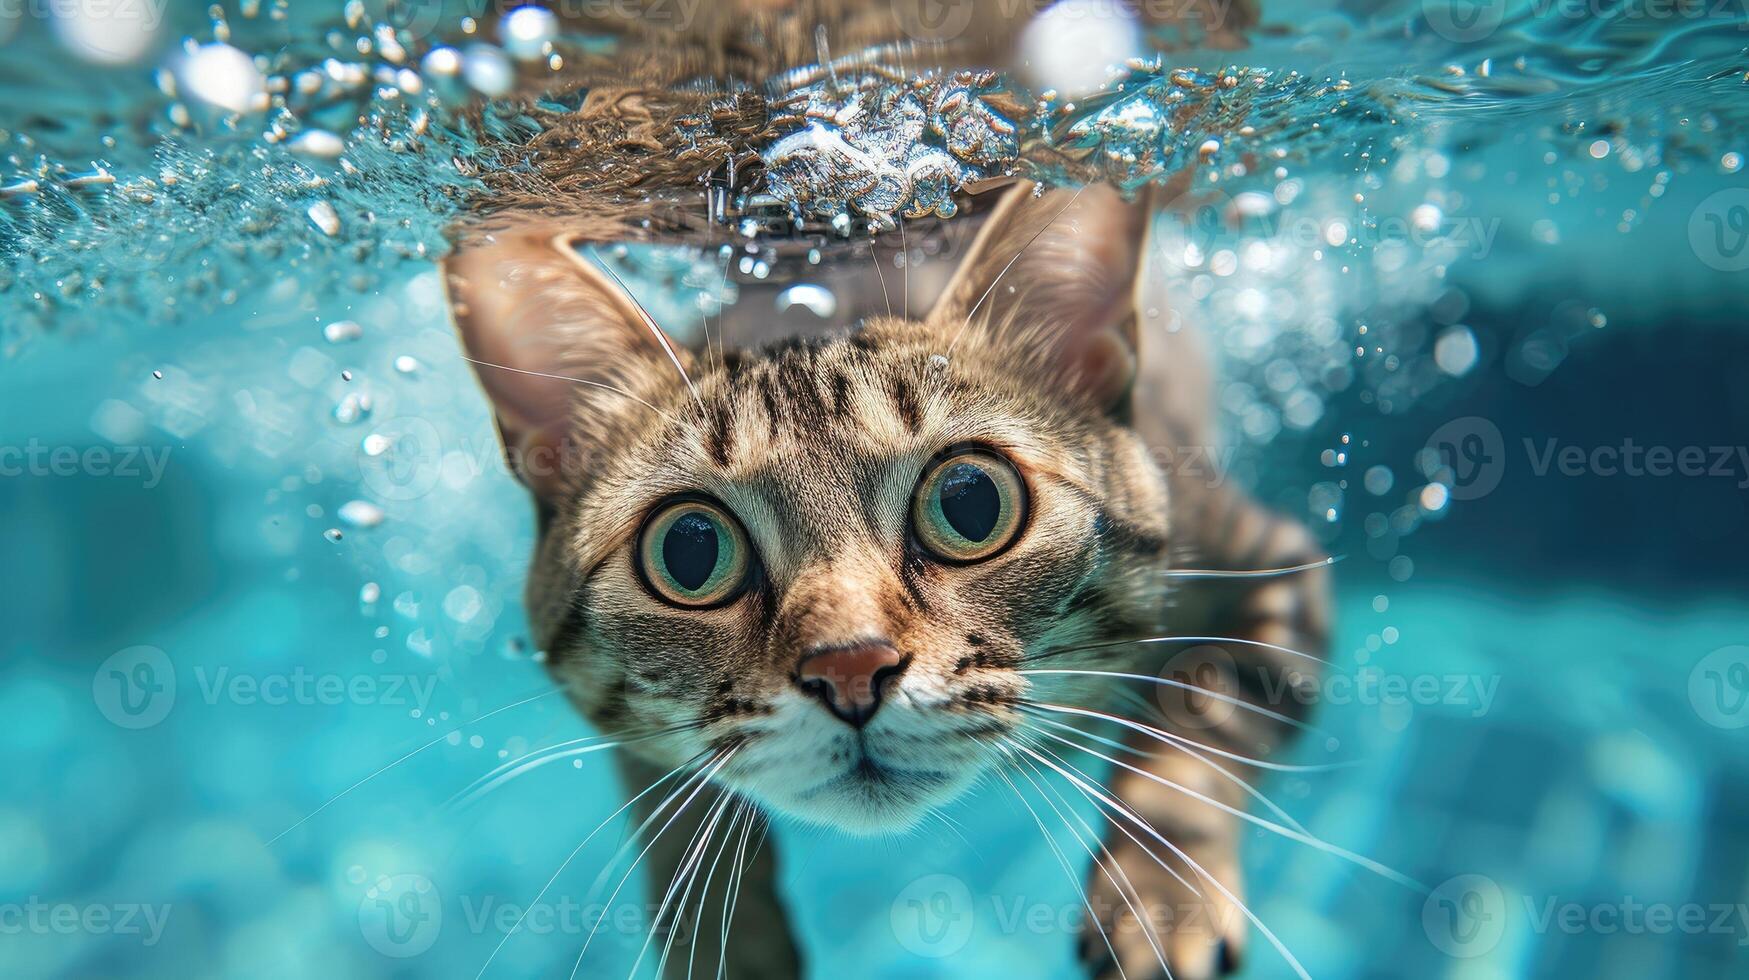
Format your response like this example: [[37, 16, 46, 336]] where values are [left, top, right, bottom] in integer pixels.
[[1080, 751, 1248, 980], [1081, 492, 1330, 979], [613, 754, 801, 980]]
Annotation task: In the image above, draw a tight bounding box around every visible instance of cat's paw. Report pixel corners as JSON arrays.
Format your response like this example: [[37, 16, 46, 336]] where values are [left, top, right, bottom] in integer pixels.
[[1077, 829, 1246, 980]]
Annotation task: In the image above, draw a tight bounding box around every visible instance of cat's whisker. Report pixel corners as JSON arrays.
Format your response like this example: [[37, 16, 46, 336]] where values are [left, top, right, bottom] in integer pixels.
[[686, 799, 748, 980], [1020, 669, 1326, 739], [585, 248, 707, 415], [1162, 556, 1341, 579], [898, 215, 910, 321], [641, 788, 737, 980], [459, 355, 680, 423], [990, 754, 1131, 979], [999, 736, 1197, 897], [446, 721, 702, 810], [720, 807, 768, 978], [1027, 724, 1419, 889], [870, 237, 892, 318], [946, 183, 1089, 355], [265, 688, 561, 846], [1021, 716, 1312, 838], [1023, 633, 1331, 667], [1016, 742, 1315, 980], [572, 749, 737, 977], [472, 750, 705, 980], [1005, 743, 1174, 978], [1022, 699, 1339, 773]]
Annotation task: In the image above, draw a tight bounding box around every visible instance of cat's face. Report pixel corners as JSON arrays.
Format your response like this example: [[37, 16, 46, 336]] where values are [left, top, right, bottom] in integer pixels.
[[448, 183, 1164, 832]]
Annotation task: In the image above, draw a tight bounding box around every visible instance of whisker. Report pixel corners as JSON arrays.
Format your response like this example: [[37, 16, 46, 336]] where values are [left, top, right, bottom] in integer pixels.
[[999, 737, 1197, 896], [642, 789, 737, 980], [472, 750, 706, 979], [1021, 669, 1325, 738], [684, 799, 747, 980], [1163, 556, 1341, 579], [572, 749, 737, 977], [870, 237, 892, 318], [947, 184, 1089, 354], [716, 807, 757, 980], [1027, 696, 1337, 775], [265, 688, 561, 845], [1027, 725, 1419, 889], [898, 216, 910, 321], [586, 248, 707, 415], [991, 756, 1130, 980], [1023, 715, 1313, 837], [1016, 743, 1315, 980], [460, 355, 679, 423], [1006, 745, 1173, 978], [1024, 634, 1331, 668], [446, 721, 702, 810]]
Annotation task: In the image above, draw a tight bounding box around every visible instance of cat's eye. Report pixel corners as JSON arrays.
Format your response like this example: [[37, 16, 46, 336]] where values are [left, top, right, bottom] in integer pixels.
[[911, 449, 1027, 563], [637, 498, 754, 608]]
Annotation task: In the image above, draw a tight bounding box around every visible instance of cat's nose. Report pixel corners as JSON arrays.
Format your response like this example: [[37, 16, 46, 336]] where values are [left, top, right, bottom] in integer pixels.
[[795, 642, 907, 728]]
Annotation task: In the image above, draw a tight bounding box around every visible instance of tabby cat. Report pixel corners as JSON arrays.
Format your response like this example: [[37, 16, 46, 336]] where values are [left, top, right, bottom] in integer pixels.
[[445, 173, 1326, 979]]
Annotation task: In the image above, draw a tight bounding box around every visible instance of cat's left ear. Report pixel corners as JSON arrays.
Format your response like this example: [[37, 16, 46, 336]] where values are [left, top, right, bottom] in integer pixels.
[[927, 181, 1150, 413], [443, 225, 691, 500]]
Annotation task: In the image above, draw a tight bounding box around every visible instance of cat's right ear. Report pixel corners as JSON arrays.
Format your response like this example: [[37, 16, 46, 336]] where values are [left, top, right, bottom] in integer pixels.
[[443, 227, 688, 500]]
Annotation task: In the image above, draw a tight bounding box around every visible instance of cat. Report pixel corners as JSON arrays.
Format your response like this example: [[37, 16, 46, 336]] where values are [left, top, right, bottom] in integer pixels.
[[444, 175, 1328, 979]]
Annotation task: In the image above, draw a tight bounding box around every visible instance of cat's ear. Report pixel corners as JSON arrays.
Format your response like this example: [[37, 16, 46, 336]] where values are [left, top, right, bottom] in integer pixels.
[[927, 181, 1149, 413], [443, 227, 689, 500]]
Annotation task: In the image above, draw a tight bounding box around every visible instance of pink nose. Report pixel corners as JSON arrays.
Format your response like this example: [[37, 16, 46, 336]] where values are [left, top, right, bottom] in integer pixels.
[[796, 642, 907, 727]]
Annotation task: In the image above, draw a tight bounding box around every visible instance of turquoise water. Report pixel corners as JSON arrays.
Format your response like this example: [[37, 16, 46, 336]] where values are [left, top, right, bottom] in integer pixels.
[[3, 2, 1748, 978]]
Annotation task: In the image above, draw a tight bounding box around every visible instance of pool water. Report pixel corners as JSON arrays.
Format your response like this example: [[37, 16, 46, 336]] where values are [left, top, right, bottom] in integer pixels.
[[2, 2, 1747, 978]]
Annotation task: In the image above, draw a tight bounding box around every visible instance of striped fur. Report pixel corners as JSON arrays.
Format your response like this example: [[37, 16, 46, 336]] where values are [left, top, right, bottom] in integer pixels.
[[446, 181, 1325, 979]]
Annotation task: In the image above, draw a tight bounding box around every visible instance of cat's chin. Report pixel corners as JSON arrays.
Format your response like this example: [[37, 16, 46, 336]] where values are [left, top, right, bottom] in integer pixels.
[[760, 763, 979, 837]]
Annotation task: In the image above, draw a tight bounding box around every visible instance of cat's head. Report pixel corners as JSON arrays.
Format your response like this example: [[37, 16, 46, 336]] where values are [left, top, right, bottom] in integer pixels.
[[446, 184, 1170, 833]]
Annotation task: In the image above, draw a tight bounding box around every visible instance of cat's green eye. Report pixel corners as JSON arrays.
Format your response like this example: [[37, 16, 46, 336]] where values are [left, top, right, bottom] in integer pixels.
[[637, 498, 754, 608], [911, 450, 1028, 563]]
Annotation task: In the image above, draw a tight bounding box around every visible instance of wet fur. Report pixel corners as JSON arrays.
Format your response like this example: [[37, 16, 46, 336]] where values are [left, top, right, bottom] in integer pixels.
[[446, 8, 1323, 975]]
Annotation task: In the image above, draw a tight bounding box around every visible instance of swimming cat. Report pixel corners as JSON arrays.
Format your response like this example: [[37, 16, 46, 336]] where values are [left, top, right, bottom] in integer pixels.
[[445, 176, 1327, 979]]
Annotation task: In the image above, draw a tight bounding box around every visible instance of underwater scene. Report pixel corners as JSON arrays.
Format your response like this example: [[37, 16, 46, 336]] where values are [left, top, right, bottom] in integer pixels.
[[2, 0, 1747, 978]]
